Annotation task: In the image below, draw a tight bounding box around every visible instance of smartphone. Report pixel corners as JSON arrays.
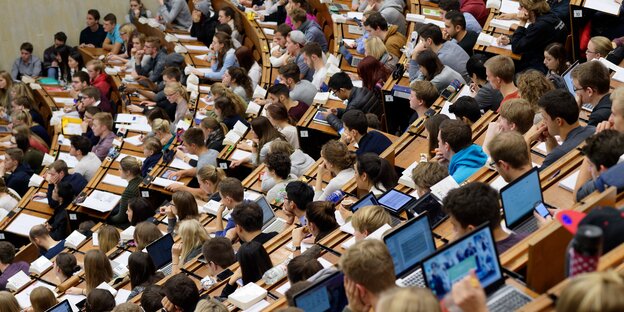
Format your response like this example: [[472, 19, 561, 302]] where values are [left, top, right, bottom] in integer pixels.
[[534, 202, 550, 218], [216, 268, 234, 282]]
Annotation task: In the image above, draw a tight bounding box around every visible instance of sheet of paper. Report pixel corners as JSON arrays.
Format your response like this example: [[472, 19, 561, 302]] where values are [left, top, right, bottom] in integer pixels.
[[58, 152, 79, 168], [231, 149, 252, 161], [152, 177, 183, 188], [174, 34, 198, 40], [79, 190, 122, 213], [123, 135, 144, 146], [15, 281, 56, 309], [275, 281, 291, 295], [6, 213, 47, 236], [500, 0, 520, 13], [559, 170, 580, 192], [584, 0, 620, 15], [64, 123, 83, 135], [119, 122, 151, 133], [53, 97, 75, 105], [490, 175, 508, 191], [102, 174, 129, 187], [116, 113, 147, 124], [169, 158, 193, 170], [346, 11, 364, 19], [117, 153, 146, 163], [29, 173, 45, 188], [184, 45, 210, 52], [430, 175, 460, 201], [440, 101, 457, 119]]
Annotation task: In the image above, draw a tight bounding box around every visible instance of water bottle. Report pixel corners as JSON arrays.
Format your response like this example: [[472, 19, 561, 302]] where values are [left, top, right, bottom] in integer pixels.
[[566, 225, 603, 277], [263, 259, 290, 285], [327, 190, 346, 204]]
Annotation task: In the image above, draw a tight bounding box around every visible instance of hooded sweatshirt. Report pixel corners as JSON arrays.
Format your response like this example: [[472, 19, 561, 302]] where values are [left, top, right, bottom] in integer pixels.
[[261, 149, 315, 191], [511, 11, 567, 72], [461, 0, 489, 26], [299, 20, 328, 52], [384, 25, 407, 60], [449, 144, 488, 183], [379, 0, 407, 35]]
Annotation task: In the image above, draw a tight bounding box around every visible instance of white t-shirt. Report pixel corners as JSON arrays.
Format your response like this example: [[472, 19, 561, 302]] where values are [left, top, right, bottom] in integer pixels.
[[279, 125, 300, 149], [74, 152, 102, 182]]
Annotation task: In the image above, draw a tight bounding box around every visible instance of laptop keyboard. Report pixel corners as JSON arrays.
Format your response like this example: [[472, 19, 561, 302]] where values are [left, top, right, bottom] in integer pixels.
[[160, 263, 173, 276], [264, 219, 287, 234], [396, 268, 425, 288], [487, 286, 531, 312], [390, 215, 402, 227], [515, 218, 539, 234]]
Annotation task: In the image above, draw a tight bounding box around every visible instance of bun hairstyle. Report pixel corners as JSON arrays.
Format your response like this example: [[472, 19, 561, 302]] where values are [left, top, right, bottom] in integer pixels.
[[305, 201, 339, 241], [321, 140, 356, 171], [120, 156, 142, 177], [151, 118, 171, 134], [56, 252, 81, 278], [197, 165, 226, 186]]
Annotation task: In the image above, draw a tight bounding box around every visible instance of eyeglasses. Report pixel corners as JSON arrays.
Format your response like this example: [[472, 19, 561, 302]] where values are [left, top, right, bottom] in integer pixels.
[[573, 86, 586, 92], [586, 50, 596, 55], [489, 159, 498, 167]]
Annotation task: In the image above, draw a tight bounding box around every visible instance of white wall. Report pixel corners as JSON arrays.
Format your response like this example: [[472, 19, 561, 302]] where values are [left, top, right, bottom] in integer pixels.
[[0, 0, 161, 71]]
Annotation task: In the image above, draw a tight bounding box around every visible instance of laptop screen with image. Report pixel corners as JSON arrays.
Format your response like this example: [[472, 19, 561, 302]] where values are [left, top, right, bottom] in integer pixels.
[[256, 197, 275, 226], [378, 189, 413, 213], [384, 213, 436, 277], [500, 167, 542, 227], [422, 225, 503, 299], [294, 270, 348, 312], [146, 233, 174, 269]]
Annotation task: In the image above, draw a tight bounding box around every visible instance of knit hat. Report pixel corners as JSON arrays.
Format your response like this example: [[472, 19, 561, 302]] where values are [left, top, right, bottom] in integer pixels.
[[195, 0, 212, 17], [289, 30, 307, 46], [165, 53, 185, 67]]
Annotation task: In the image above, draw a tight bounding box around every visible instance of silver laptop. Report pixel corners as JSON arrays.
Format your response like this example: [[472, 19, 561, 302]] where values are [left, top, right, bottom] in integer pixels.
[[500, 167, 543, 234], [256, 196, 287, 234]]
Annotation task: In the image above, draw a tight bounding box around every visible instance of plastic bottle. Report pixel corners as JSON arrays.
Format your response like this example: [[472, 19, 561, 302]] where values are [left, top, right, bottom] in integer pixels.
[[263, 259, 290, 285], [327, 190, 346, 204], [566, 225, 603, 277]]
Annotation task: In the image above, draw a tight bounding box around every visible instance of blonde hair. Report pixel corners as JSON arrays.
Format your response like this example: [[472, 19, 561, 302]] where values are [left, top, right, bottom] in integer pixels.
[[30, 287, 58, 312], [589, 36, 614, 57], [84, 249, 113, 293], [120, 155, 142, 177], [93, 112, 113, 130], [120, 23, 137, 37], [210, 83, 246, 116], [11, 109, 33, 126], [498, 99, 535, 134], [411, 162, 448, 191], [517, 69, 554, 111], [611, 87, 624, 116], [557, 270, 624, 312], [177, 219, 209, 264], [0, 291, 20, 312], [484, 55, 515, 83], [164, 82, 190, 102], [0, 71, 14, 109], [87, 59, 104, 73], [98, 225, 120, 253], [9, 82, 35, 105], [518, 0, 550, 14], [151, 118, 171, 134], [351, 205, 391, 235], [197, 165, 226, 186], [194, 299, 228, 312], [269, 140, 295, 155], [339, 239, 395, 295], [365, 37, 388, 60], [376, 287, 441, 312]]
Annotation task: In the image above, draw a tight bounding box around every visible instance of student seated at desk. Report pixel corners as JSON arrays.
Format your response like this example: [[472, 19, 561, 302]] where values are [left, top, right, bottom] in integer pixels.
[[0, 242, 29, 290], [168, 128, 219, 182], [79, 9, 107, 48], [214, 97, 248, 130], [277, 62, 317, 108], [358, 56, 391, 92], [326, 72, 381, 131], [158, 0, 193, 29], [127, 198, 157, 226], [365, 36, 399, 74], [66, 249, 113, 296], [142, 138, 163, 177], [597, 87, 624, 133], [127, 252, 164, 301], [291, 201, 339, 249], [443, 11, 479, 56], [426, 114, 451, 159], [163, 82, 190, 130], [69, 136, 101, 182], [488, 132, 533, 184], [556, 270, 624, 312], [86, 60, 112, 111], [264, 152, 297, 205], [145, 118, 175, 151], [12, 95, 45, 128], [517, 69, 554, 111], [91, 112, 116, 161], [543, 43, 569, 90], [526, 90, 596, 170], [407, 81, 438, 127], [302, 42, 328, 91], [314, 140, 356, 201], [231, 117, 287, 167], [46, 182, 73, 241], [571, 61, 613, 127], [53, 253, 80, 284], [220, 241, 273, 298], [108, 156, 143, 228], [101, 14, 123, 55], [81, 106, 102, 147], [412, 50, 466, 93], [125, 0, 152, 23], [291, 8, 328, 52], [68, 51, 87, 83], [342, 110, 392, 156], [484, 56, 519, 111], [0, 178, 19, 213], [483, 99, 535, 155], [411, 161, 449, 197], [86, 289, 116, 311], [363, 12, 405, 60], [287, 255, 323, 284], [201, 237, 236, 280], [192, 32, 239, 81], [190, 0, 217, 48], [269, 24, 292, 67], [436, 120, 487, 183], [126, 68, 181, 117], [98, 225, 121, 254], [132, 37, 167, 84], [1, 148, 33, 197], [575, 130, 624, 202], [355, 153, 398, 196], [161, 191, 200, 234], [231, 200, 279, 244], [283, 181, 314, 226], [212, 178, 244, 239], [222, 67, 253, 103], [444, 182, 526, 253], [172, 219, 208, 274], [340, 240, 396, 312], [199, 117, 227, 152], [10, 42, 42, 80], [266, 103, 300, 149], [266, 142, 314, 191], [134, 222, 163, 250], [466, 55, 503, 112], [352, 205, 392, 241], [29, 225, 65, 259], [262, 84, 309, 123], [11, 109, 50, 147], [449, 96, 482, 125]]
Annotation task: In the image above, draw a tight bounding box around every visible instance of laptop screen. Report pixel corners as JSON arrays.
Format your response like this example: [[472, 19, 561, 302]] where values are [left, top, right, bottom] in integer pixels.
[[563, 61, 580, 96], [384, 213, 436, 277], [410, 193, 446, 227], [422, 225, 503, 299], [378, 189, 414, 213], [294, 270, 348, 312], [45, 299, 72, 312], [350, 193, 378, 213], [256, 197, 275, 226], [500, 168, 542, 228], [146, 233, 174, 269]]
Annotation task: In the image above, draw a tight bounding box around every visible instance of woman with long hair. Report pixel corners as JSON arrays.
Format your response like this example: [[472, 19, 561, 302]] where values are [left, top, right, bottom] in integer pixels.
[[365, 36, 397, 72], [163, 82, 189, 131], [0, 177, 20, 213], [192, 32, 239, 81], [200, 116, 229, 151], [197, 165, 227, 202], [221, 241, 272, 298], [53, 252, 80, 284], [127, 251, 163, 301], [223, 67, 253, 102], [0, 71, 13, 110], [108, 156, 143, 228], [68, 50, 85, 78], [29, 287, 58, 312], [48, 182, 73, 240], [265, 103, 299, 148], [292, 201, 339, 248], [125, 0, 152, 23], [133, 222, 162, 251], [357, 56, 390, 91], [161, 190, 200, 233], [11, 110, 51, 147], [66, 249, 113, 296], [543, 42, 569, 89], [12, 125, 49, 154], [354, 153, 398, 196], [414, 50, 465, 92], [97, 225, 120, 254], [234, 46, 262, 88], [217, 7, 243, 44], [230, 116, 286, 167], [172, 219, 209, 274], [127, 197, 156, 226]]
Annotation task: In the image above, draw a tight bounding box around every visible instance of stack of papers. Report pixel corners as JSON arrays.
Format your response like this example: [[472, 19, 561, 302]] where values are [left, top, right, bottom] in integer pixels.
[[102, 174, 129, 188], [476, 33, 513, 50], [231, 149, 252, 161], [398, 161, 419, 189], [584, 0, 620, 15], [499, 0, 520, 13], [78, 191, 122, 213]]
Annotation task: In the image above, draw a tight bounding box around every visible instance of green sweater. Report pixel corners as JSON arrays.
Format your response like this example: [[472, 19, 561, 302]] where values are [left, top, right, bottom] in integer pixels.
[[108, 176, 142, 228]]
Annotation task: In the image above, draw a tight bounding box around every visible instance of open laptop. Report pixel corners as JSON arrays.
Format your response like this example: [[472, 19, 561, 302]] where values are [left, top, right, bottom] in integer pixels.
[[256, 196, 287, 234], [293, 270, 348, 312], [562, 60, 593, 112], [383, 212, 436, 287], [408, 193, 448, 229], [500, 167, 544, 234], [146, 233, 175, 276], [45, 299, 72, 312], [349, 192, 402, 226], [421, 224, 532, 312]]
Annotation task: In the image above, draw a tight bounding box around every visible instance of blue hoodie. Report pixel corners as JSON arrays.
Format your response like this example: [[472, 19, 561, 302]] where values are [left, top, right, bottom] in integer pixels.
[[449, 144, 488, 183]]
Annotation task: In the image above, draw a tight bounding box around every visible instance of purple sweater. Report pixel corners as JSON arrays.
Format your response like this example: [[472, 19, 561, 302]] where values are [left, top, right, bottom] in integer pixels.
[[0, 261, 30, 290]]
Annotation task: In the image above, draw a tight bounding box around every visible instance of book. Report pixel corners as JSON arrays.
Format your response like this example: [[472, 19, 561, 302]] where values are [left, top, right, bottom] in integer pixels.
[[62, 116, 83, 135], [246, 101, 262, 116], [559, 171, 580, 192], [121, 226, 135, 242], [102, 174, 129, 188], [200, 200, 228, 216], [111, 259, 129, 279], [28, 174, 45, 188], [228, 282, 267, 310], [231, 149, 252, 162], [29, 256, 53, 275], [96, 281, 118, 297], [252, 85, 267, 99], [6, 213, 47, 236], [223, 121, 249, 146], [430, 175, 460, 201], [16, 282, 57, 309], [7, 270, 31, 292], [64, 230, 87, 249], [78, 191, 122, 213]]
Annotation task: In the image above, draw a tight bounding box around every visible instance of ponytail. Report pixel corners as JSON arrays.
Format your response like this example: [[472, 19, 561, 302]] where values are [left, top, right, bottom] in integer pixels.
[[356, 153, 398, 192]]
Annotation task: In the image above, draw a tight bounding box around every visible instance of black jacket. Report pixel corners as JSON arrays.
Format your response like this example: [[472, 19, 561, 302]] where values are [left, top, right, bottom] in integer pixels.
[[5, 163, 33, 197], [327, 87, 381, 130], [588, 94, 613, 127], [190, 12, 219, 48], [511, 12, 567, 72]]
